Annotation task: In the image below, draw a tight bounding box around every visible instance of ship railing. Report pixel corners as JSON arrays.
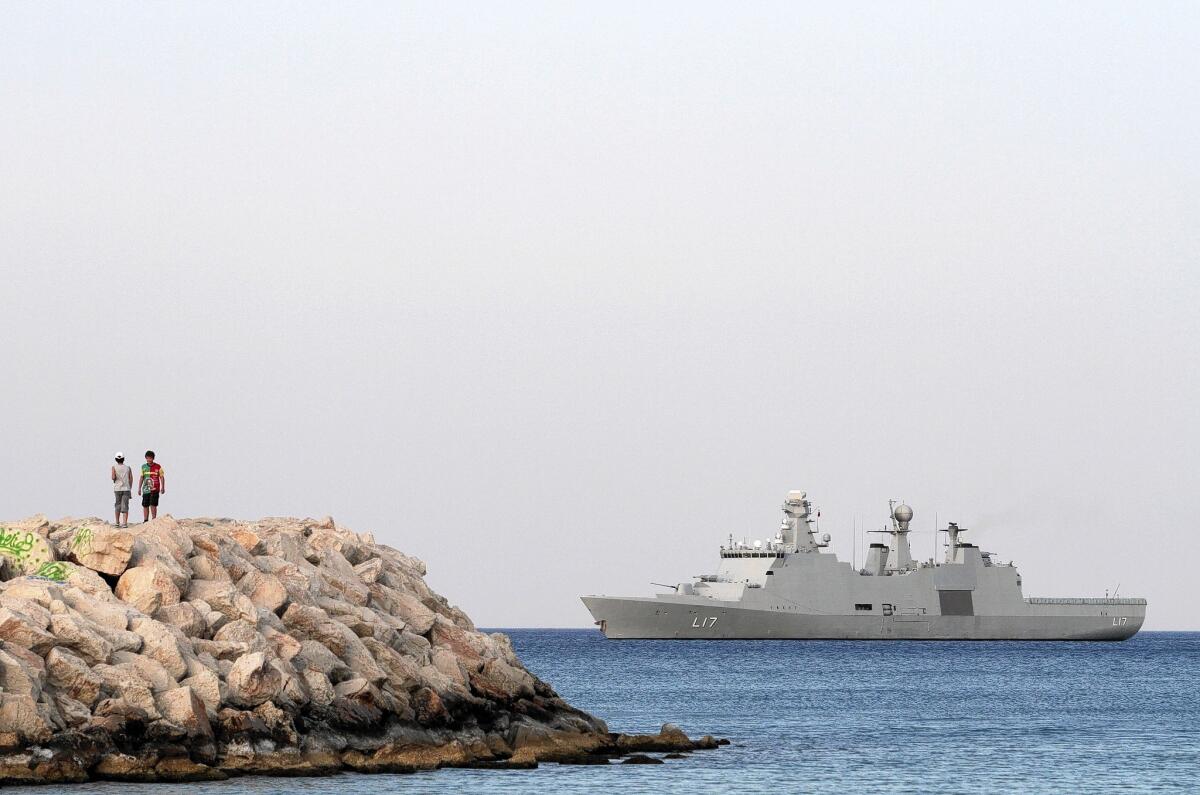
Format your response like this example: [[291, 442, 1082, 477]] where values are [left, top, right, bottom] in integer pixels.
[[1024, 597, 1147, 605]]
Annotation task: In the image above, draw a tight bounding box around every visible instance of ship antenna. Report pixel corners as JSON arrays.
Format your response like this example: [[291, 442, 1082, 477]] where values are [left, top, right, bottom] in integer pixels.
[[933, 511, 938, 564]]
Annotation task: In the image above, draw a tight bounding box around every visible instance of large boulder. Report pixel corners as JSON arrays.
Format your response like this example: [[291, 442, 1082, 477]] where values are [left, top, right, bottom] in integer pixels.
[[66, 526, 134, 576], [115, 563, 182, 615], [49, 614, 113, 664], [0, 693, 52, 743], [0, 519, 55, 576], [45, 648, 102, 707], [237, 570, 288, 614], [186, 580, 256, 624], [130, 618, 189, 680], [155, 686, 212, 738], [0, 607, 56, 654], [0, 647, 44, 702], [226, 652, 282, 707]]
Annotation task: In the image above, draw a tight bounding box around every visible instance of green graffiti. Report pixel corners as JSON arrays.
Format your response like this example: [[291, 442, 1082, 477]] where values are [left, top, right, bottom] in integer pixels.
[[72, 526, 94, 556], [0, 528, 36, 559], [34, 561, 72, 582]]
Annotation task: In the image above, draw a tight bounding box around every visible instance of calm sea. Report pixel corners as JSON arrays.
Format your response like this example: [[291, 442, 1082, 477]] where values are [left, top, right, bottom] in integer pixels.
[[17, 630, 1199, 794]]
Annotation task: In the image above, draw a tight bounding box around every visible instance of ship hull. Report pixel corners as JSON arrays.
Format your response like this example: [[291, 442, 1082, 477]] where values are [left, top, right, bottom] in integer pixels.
[[581, 595, 1145, 641]]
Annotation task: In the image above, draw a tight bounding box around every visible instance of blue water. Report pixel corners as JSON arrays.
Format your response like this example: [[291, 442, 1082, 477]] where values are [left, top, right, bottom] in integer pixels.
[[16, 630, 1199, 793]]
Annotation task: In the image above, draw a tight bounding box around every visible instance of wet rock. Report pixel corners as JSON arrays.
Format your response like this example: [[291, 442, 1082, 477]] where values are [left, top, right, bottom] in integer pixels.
[[622, 754, 664, 764]]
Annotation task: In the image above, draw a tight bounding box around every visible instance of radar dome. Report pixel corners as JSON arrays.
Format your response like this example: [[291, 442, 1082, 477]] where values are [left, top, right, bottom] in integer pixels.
[[893, 504, 914, 523]]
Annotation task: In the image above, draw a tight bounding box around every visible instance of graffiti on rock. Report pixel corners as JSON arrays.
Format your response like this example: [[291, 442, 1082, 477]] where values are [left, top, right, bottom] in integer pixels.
[[71, 526, 94, 557], [0, 528, 36, 558], [34, 560, 73, 582], [0, 526, 56, 574]]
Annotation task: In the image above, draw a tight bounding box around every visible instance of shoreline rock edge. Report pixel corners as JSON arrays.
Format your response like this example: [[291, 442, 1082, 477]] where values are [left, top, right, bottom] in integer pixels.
[[0, 515, 725, 783]]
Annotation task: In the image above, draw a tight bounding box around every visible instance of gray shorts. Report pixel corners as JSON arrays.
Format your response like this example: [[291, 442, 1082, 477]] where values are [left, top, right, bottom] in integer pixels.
[[115, 490, 131, 512]]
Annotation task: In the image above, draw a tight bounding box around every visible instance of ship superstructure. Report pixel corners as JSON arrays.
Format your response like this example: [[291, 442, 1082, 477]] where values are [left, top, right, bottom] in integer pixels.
[[581, 491, 1145, 640]]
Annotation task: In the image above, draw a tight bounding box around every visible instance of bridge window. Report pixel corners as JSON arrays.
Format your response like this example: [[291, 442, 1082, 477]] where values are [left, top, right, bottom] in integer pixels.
[[855, 603, 872, 611]]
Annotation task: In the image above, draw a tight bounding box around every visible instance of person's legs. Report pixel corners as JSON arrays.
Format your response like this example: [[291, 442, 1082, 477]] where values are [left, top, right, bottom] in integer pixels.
[[142, 491, 151, 522]]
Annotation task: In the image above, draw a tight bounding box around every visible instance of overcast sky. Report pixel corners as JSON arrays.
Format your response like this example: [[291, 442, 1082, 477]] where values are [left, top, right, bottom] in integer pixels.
[[2, 2, 1196, 629]]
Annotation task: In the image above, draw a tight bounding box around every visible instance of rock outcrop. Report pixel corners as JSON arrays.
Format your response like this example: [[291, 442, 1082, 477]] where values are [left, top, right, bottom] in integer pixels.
[[0, 515, 720, 783]]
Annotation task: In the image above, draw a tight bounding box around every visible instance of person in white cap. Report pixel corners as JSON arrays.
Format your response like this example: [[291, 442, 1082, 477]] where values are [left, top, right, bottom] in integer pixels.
[[111, 452, 132, 528]]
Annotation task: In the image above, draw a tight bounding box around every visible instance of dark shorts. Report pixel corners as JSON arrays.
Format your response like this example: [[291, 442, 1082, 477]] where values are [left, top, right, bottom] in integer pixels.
[[115, 491, 130, 512], [141, 491, 160, 507]]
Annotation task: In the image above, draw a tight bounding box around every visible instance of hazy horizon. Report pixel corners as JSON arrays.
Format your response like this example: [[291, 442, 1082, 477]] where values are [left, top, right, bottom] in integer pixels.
[[2, 2, 1196, 629]]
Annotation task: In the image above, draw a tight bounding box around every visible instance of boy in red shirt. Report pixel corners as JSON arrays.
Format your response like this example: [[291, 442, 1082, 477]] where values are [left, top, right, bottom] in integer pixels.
[[138, 450, 166, 522]]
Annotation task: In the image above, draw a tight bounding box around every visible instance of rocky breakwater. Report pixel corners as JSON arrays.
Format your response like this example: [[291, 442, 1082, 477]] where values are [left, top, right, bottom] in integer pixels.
[[0, 515, 722, 783]]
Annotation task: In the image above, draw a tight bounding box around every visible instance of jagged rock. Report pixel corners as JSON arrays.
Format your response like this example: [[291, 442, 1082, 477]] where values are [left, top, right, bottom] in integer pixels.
[[66, 526, 134, 576], [0, 693, 52, 743], [115, 563, 182, 614], [50, 613, 113, 664], [226, 652, 282, 707], [236, 569, 288, 613], [92, 665, 160, 719], [45, 648, 102, 706], [187, 579, 256, 623], [470, 658, 537, 701], [374, 586, 436, 634], [155, 602, 206, 636], [155, 686, 213, 739], [0, 607, 56, 653], [229, 526, 264, 555], [1, 579, 63, 608], [301, 668, 335, 708], [180, 668, 222, 713], [52, 692, 91, 728], [130, 617, 190, 679], [0, 513, 718, 782], [60, 587, 134, 631], [0, 648, 44, 706], [212, 618, 267, 651], [112, 651, 178, 693]]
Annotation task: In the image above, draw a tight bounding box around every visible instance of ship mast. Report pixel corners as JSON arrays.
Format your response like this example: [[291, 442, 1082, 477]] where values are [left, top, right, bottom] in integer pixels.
[[885, 499, 916, 572]]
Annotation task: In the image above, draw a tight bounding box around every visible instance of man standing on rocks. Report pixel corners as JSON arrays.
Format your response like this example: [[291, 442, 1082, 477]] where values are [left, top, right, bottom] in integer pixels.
[[138, 450, 166, 522], [111, 452, 132, 528]]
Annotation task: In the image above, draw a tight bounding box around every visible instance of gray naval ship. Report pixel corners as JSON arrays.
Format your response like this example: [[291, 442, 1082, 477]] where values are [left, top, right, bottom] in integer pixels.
[[582, 491, 1146, 641]]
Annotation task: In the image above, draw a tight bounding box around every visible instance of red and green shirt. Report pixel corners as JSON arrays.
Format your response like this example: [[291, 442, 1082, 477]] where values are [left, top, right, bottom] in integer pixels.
[[141, 462, 163, 494]]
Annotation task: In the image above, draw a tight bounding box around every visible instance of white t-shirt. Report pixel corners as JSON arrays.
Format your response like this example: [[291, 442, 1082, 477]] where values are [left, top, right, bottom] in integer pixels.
[[112, 463, 132, 492]]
